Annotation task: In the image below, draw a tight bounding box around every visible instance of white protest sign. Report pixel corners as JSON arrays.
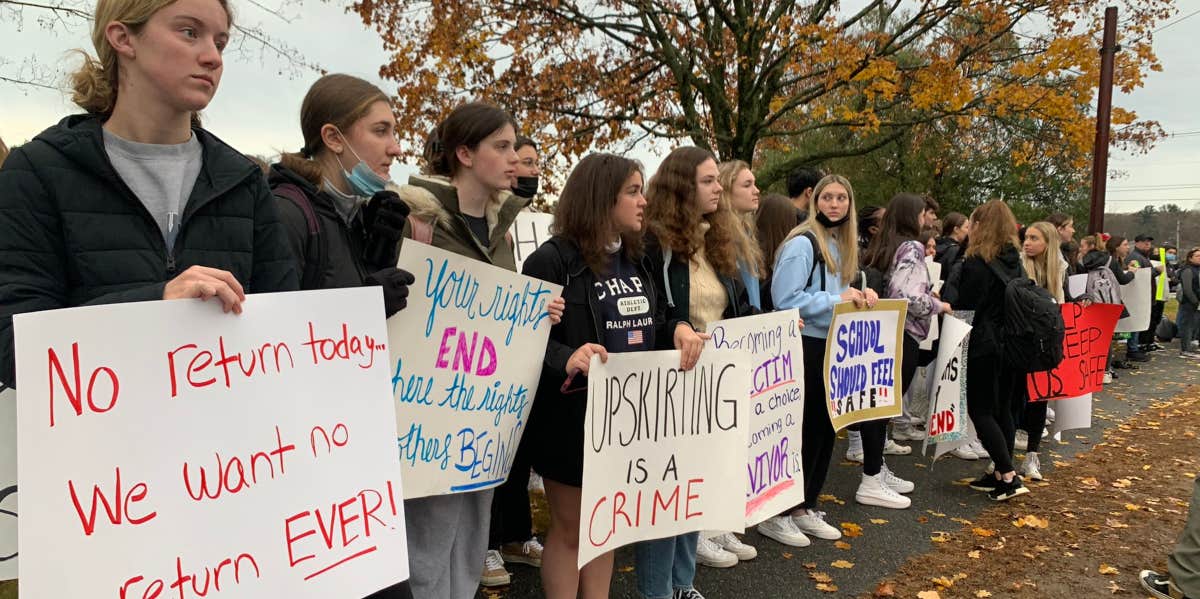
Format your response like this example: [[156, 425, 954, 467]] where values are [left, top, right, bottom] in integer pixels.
[[824, 299, 908, 431], [510, 212, 555, 273], [708, 312, 805, 527], [1068, 268, 1151, 333], [920, 259, 943, 351], [0, 387, 14, 581], [923, 315, 971, 458], [387, 241, 561, 498], [579, 349, 750, 567], [14, 289, 408, 599], [1052, 394, 1092, 435]]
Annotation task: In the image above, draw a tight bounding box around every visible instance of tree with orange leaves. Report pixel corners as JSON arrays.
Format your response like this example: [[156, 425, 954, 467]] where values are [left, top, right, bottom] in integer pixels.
[[354, 0, 1173, 186]]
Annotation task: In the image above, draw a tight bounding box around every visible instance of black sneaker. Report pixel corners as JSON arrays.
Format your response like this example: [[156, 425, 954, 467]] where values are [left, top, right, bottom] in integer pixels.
[[968, 472, 998, 491], [674, 588, 706, 599], [1128, 352, 1151, 363], [1140, 570, 1192, 599], [988, 476, 1029, 501]]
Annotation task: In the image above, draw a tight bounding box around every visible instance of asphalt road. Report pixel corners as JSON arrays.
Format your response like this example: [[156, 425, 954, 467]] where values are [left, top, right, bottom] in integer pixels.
[[484, 347, 1194, 598]]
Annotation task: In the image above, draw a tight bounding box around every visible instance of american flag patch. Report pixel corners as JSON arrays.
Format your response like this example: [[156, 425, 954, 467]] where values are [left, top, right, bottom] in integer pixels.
[[627, 330, 644, 345]]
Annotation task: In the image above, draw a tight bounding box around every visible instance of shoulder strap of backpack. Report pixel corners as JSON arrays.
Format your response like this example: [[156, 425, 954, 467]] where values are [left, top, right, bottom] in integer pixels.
[[986, 260, 1013, 287], [406, 214, 434, 245], [275, 183, 326, 290], [802, 231, 827, 292]]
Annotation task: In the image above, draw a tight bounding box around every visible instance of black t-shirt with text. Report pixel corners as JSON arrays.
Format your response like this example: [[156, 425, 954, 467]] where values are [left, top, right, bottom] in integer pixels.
[[595, 252, 655, 352]]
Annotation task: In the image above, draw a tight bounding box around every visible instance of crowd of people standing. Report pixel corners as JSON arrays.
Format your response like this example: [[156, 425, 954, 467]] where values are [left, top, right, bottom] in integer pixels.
[[0, 0, 1195, 597]]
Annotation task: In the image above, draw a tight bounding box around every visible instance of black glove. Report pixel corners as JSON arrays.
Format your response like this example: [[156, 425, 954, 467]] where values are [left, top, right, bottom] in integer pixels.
[[366, 267, 416, 317], [362, 191, 410, 271]]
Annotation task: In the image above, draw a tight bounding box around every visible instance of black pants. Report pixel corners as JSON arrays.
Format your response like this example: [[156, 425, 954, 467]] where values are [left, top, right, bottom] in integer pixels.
[[861, 333, 921, 476], [1021, 399, 1049, 453], [800, 335, 836, 509], [488, 428, 534, 548], [966, 352, 1019, 474], [1140, 300, 1166, 346], [365, 582, 414, 599]]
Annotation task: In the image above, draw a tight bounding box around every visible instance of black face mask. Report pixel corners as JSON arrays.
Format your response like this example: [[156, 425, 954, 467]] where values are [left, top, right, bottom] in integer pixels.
[[816, 212, 850, 228], [512, 176, 539, 199]]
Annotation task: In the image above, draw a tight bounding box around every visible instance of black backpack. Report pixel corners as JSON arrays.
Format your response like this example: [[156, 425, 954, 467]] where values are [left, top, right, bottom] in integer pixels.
[[988, 262, 1065, 373]]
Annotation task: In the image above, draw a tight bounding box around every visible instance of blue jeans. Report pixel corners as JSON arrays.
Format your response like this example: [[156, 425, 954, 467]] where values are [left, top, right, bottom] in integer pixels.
[[634, 532, 699, 599]]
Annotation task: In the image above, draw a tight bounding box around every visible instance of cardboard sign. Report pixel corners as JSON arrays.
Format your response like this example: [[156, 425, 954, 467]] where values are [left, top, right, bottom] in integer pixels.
[[14, 289, 408, 598], [0, 387, 14, 581], [1070, 268, 1151, 333], [823, 299, 908, 431], [1026, 303, 1123, 401], [579, 349, 750, 567], [510, 212, 554, 273], [387, 241, 561, 498], [923, 315, 971, 451], [707, 312, 805, 526]]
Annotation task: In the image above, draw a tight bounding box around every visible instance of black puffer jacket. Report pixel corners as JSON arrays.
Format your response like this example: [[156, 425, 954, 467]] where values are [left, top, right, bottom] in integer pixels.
[[955, 244, 1025, 357], [0, 115, 297, 386], [269, 163, 370, 289]]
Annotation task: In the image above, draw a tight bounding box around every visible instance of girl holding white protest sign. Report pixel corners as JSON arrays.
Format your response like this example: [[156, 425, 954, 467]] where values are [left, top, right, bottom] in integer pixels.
[[389, 103, 562, 599], [522, 153, 693, 599], [956, 200, 1029, 501], [638, 146, 756, 599], [0, 0, 299, 388], [862, 193, 952, 494], [770, 174, 892, 548]]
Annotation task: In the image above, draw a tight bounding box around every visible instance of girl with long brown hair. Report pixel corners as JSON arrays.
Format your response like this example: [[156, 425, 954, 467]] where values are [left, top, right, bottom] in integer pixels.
[[639, 146, 754, 599], [755, 193, 800, 311], [956, 200, 1029, 501], [522, 153, 688, 598]]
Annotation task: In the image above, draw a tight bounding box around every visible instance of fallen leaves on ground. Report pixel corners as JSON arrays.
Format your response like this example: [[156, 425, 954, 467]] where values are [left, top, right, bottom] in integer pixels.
[[1098, 564, 1119, 575], [870, 518, 889, 525], [972, 527, 996, 537], [815, 583, 838, 593], [1012, 514, 1049, 528], [841, 522, 864, 537], [835, 541, 852, 550], [975, 591, 993, 598], [873, 581, 896, 597], [916, 591, 941, 599], [809, 572, 833, 583], [832, 560, 855, 569]]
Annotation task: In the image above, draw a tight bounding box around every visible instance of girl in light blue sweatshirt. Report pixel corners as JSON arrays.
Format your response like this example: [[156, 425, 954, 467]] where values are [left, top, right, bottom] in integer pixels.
[[760, 175, 881, 549]]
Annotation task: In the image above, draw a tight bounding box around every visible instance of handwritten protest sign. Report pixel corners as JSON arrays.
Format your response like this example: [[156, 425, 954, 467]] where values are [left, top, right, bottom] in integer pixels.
[[579, 349, 749, 567], [0, 387, 13, 581], [1070, 269, 1151, 333], [708, 312, 805, 526], [388, 242, 560, 498], [14, 289, 408, 598], [510, 212, 554, 272], [824, 299, 908, 431], [923, 315, 971, 452], [1027, 303, 1123, 401]]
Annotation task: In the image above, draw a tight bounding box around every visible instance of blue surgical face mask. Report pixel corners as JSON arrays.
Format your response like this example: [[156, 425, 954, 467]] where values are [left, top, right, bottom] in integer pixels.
[[1168, 253, 1178, 264], [335, 128, 391, 196]]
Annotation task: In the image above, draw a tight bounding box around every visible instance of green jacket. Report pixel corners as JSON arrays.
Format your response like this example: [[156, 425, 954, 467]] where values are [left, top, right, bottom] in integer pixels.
[[392, 174, 528, 270]]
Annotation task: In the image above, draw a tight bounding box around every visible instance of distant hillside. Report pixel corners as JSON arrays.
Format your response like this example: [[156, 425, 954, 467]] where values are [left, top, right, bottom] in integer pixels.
[[1103, 205, 1197, 249]]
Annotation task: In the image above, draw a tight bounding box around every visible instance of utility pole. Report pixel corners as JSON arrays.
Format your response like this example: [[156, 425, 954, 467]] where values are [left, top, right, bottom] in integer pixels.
[[1088, 6, 1119, 235]]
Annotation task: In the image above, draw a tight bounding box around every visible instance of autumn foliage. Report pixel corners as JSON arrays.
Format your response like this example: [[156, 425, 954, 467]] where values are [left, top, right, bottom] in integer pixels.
[[352, 0, 1175, 186]]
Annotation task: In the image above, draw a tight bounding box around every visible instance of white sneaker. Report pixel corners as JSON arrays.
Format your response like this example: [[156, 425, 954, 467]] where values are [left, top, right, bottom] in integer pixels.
[[1103, 371, 1113, 384], [1045, 407, 1056, 423], [696, 536, 738, 568], [710, 532, 757, 560], [856, 473, 911, 509], [881, 463, 915, 494], [792, 510, 842, 540], [950, 444, 979, 460], [1015, 430, 1028, 451], [892, 425, 927, 441], [1021, 452, 1043, 481], [757, 515, 811, 547], [884, 438, 912, 455], [846, 430, 864, 463], [969, 439, 990, 459], [528, 471, 545, 493], [481, 549, 511, 587]]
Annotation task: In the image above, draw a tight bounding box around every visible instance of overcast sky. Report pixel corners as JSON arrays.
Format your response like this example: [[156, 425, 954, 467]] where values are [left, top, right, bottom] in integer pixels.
[[0, 2, 1196, 214]]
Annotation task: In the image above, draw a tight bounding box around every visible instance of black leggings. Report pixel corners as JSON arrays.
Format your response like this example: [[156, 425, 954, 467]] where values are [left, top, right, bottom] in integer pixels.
[[1021, 400, 1049, 454], [800, 335, 837, 509], [966, 352, 1020, 474], [861, 333, 921, 476]]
